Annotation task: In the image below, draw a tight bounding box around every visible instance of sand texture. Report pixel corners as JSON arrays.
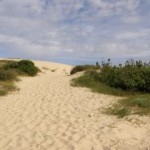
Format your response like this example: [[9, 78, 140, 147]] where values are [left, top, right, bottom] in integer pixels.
[[0, 60, 150, 150]]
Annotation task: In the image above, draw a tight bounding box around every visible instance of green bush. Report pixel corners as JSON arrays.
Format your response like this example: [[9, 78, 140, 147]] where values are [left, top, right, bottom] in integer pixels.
[[0, 59, 39, 97], [71, 59, 150, 117], [70, 65, 100, 75], [85, 70, 101, 82], [72, 70, 126, 96], [3, 60, 39, 76], [3, 61, 19, 70], [99, 59, 150, 92], [18, 60, 39, 76]]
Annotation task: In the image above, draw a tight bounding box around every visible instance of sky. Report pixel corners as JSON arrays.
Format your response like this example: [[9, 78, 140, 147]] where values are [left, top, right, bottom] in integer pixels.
[[0, 0, 150, 65]]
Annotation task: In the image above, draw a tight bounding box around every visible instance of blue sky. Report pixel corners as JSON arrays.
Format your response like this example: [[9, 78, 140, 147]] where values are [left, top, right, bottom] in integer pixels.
[[0, 0, 150, 65]]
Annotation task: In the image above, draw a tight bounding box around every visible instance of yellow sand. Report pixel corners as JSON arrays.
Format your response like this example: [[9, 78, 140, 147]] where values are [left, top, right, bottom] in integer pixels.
[[0, 60, 150, 150]]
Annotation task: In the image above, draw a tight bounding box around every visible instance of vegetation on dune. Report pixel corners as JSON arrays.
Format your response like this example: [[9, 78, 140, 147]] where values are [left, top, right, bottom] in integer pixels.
[[0, 59, 39, 96], [3, 60, 39, 76], [99, 59, 150, 93], [71, 59, 150, 117], [107, 94, 150, 117], [70, 64, 100, 75], [0, 81, 17, 96], [72, 70, 126, 96]]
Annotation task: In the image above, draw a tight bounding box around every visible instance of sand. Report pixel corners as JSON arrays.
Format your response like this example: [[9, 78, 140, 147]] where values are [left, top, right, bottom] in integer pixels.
[[0, 60, 150, 150]]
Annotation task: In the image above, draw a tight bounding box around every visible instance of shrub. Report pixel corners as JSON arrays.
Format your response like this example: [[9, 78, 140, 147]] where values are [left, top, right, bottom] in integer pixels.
[[3, 60, 39, 76], [71, 59, 150, 117], [70, 65, 100, 75], [99, 59, 150, 92], [0, 59, 39, 97], [18, 60, 39, 76], [85, 70, 101, 82], [72, 70, 126, 96], [3, 61, 19, 70]]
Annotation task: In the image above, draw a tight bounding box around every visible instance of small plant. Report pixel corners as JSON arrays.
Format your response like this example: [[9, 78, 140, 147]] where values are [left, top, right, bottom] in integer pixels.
[[51, 68, 57, 72], [70, 64, 100, 75], [107, 107, 130, 118]]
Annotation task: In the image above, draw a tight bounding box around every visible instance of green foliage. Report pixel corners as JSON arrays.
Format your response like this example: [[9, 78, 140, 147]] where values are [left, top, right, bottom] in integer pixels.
[[70, 64, 100, 75], [3, 60, 39, 76], [72, 70, 126, 96], [0, 81, 16, 96], [122, 94, 150, 110], [3, 61, 19, 70], [0, 59, 39, 96], [108, 94, 150, 117], [18, 60, 39, 76], [99, 59, 150, 92], [71, 59, 150, 117]]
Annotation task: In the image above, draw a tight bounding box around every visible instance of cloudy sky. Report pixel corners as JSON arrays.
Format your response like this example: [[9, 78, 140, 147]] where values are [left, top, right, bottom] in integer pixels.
[[0, 0, 150, 64]]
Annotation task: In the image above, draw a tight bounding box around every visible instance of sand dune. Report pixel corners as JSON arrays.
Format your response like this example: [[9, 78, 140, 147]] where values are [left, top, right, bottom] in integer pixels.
[[0, 60, 150, 150]]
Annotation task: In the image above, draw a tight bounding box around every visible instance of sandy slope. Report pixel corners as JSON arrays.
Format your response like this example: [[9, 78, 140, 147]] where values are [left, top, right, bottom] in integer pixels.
[[0, 60, 150, 150]]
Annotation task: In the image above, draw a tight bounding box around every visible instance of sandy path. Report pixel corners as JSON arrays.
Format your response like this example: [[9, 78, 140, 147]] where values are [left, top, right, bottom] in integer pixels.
[[0, 61, 150, 150]]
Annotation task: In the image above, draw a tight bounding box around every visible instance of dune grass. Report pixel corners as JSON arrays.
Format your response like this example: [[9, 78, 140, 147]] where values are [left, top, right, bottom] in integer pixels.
[[107, 94, 150, 117], [3, 60, 39, 76], [71, 60, 150, 118], [71, 70, 128, 96], [0, 69, 17, 81], [0, 59, 39, 96], [0, 81, 17, 96]]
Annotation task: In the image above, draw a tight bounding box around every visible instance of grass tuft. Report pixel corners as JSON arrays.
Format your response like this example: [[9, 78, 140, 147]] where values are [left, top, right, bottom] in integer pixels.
[[0, 59, 39, 96], [105, 94, 150, 117], [3, 60, 39, 76], [0, 81, 17, 96], [106, 107, 130, 118]]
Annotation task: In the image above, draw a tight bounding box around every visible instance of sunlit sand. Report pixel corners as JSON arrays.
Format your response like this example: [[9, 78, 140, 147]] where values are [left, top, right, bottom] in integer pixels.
[[0, 60, 150, 150]]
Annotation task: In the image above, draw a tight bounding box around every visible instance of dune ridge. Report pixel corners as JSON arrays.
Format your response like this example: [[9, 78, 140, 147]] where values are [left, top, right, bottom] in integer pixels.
[[0, 60, 150, 150]]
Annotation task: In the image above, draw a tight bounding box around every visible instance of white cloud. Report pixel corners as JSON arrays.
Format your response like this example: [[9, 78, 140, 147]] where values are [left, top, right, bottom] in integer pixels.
[[0, 34, 60, 57], [0, 0, 149, 63], [121, 15, 140, 24], [115, 30, 149, 40]]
